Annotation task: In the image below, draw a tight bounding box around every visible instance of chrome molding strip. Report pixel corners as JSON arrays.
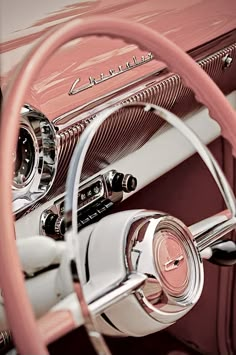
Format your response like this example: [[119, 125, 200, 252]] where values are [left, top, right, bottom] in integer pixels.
[[52, 34, 236, 130]]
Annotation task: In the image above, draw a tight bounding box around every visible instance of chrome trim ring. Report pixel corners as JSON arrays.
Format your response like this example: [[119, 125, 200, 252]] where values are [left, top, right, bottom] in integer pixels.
[[125, 212, 203, 324], [12, 105, 58, 214]]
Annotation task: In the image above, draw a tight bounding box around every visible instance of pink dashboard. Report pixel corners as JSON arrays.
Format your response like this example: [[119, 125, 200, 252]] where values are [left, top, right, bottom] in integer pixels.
[[0, 1, 236, 354]]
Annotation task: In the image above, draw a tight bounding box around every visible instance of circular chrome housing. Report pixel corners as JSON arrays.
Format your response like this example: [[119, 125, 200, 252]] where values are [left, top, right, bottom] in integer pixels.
[[12, 105, 58, 214], [81, 210, 204, 336], [125, 212, 204, 323]]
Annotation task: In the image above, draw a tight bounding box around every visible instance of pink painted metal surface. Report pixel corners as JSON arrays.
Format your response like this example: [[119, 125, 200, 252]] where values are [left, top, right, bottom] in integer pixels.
[[1, 16, 236, 354], [1, 0, 236, 119]]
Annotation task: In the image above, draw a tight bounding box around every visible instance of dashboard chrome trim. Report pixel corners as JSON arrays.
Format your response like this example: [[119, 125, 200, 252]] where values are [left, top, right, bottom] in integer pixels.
[[46, 42, 236, 197], [53, 33, 236, 130], [18, 39, 236, 216]]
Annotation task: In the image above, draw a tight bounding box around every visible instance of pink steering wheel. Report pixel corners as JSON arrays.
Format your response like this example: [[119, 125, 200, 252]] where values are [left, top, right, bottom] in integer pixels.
[[1, 17, 236, 355]]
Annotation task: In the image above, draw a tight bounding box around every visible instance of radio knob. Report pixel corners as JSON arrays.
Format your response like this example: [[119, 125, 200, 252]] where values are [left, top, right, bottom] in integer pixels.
[[44, 213, 65, 239], [111, 172, 124, 192], [122, 174, 137, 193]]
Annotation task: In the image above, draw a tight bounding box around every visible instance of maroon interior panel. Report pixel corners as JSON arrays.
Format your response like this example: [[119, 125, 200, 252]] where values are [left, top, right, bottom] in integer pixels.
[[49, 326, 201, 355]]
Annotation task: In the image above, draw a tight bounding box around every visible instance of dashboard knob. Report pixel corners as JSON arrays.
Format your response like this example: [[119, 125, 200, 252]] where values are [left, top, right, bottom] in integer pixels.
[[122, 174, 137, 193], [112, 172, 124, 192], [44, 213, 65, 239]]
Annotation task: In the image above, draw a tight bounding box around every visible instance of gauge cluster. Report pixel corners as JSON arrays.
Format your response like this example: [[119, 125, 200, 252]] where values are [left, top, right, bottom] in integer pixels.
[[12, 105, 58, 214]]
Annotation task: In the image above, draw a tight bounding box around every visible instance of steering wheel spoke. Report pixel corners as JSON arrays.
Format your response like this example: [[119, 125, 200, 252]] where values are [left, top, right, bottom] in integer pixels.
[[190, 209, 236, 253]]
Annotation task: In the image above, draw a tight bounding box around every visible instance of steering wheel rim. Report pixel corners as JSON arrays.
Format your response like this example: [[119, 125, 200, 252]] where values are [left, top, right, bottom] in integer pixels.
[[1, 16, 236, 355]]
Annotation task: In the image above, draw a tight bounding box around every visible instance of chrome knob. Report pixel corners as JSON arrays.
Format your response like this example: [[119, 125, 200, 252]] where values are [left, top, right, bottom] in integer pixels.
[[111, 172, 137, 193], [122, 174, 137, 193]]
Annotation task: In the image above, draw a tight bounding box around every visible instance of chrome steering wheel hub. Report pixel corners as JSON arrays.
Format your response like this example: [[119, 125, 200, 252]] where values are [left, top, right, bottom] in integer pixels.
[[126, 213, 203, 310]]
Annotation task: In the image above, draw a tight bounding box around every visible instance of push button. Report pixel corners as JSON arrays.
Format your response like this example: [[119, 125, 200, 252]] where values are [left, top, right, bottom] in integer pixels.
[[88, 211, 99, 220], [80, 216, 90, 225], [104, 200, 114, 209]]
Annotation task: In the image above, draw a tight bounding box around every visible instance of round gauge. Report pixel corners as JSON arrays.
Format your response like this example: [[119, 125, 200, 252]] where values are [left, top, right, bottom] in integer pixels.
[[153, 230, 189, 297], [13, 127, 36, 187]]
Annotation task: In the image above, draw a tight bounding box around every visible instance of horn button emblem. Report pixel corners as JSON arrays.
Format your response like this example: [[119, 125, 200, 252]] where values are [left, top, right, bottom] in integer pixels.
[[164, 253, 184, 271], [153, 231, 189, 296]]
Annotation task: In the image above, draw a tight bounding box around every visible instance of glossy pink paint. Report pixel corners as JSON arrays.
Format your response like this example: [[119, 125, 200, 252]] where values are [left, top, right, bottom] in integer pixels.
[[1, 0, 236, 119]]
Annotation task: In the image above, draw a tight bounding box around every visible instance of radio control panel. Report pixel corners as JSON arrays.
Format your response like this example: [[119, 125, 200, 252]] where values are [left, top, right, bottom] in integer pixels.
[[40, 170, 137, 239]]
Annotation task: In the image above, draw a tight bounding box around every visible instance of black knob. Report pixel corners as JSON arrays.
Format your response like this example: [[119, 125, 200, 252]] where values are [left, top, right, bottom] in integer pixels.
[[44, 212, 65, 239], [44, 213, 58, 235], [209, 240, 236, 266], [112, 172, 124, 192], [122, 174, 137, 193]]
